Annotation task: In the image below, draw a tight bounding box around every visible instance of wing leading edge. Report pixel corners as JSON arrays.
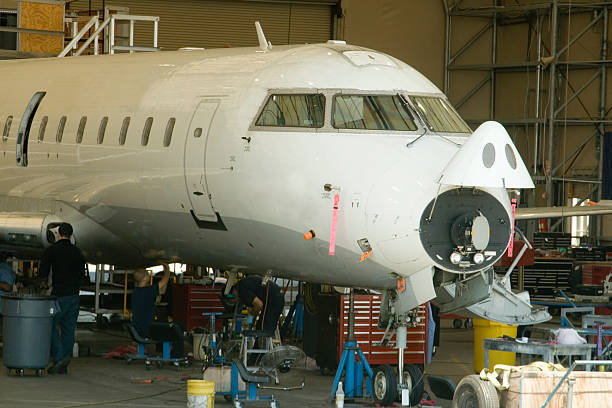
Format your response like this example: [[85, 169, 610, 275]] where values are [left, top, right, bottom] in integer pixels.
[[515, 201, 612, 220]]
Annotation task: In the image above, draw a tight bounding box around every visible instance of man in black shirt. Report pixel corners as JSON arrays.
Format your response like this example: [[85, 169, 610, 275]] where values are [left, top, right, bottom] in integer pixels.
[[231, 275, 284, 333], [39, 223, 86, 374]]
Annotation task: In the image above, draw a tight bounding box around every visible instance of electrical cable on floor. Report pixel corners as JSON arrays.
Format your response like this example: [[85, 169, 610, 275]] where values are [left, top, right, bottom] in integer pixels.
[[56, 386, 184, 408]]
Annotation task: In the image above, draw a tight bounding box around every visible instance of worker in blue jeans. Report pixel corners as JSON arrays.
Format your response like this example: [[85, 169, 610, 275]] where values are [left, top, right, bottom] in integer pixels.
[[0, 253, 16, 340], [39, 223, 86, 374]]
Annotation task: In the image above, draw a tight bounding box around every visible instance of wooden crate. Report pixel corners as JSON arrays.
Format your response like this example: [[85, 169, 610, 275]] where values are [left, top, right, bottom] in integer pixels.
[[503, 370, 612, 408], [19, 0, 64, 54]]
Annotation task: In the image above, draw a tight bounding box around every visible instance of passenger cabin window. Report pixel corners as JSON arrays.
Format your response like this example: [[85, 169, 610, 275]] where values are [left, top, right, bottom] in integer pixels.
[[333, 95, 417, 131], [76, 116, 87, 144], [3, 115, 13, 141], [256, 94, 325, 128], [164, 117, 175, 147], [98, 117, 108, 144], [56, 116, 66, 143], [119, 117, 130, 145], [194, 128, 202, 138], [38, 116, 48, 142], [410, 96, 471, 133], [141, 117, 153, 146]]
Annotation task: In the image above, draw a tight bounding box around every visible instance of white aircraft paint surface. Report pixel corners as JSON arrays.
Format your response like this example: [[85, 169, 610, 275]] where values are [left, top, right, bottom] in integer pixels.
[[0, 42, 532, 296]]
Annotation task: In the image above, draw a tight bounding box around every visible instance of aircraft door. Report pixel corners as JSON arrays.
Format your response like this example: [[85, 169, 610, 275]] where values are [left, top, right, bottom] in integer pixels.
[[184, 99, 219, 222]]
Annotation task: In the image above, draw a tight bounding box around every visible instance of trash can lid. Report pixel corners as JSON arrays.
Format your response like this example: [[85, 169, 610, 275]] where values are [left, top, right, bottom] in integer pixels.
[[1, 293, 57, 300]]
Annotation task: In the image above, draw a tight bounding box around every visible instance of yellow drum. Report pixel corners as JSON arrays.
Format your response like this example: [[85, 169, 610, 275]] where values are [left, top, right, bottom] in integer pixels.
[[473, 318, 517, 372]]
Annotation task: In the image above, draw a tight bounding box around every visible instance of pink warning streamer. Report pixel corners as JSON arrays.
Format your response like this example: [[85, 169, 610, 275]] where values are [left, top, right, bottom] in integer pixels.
[[508, 198, 517, 257], [329, 194, 340, 255]]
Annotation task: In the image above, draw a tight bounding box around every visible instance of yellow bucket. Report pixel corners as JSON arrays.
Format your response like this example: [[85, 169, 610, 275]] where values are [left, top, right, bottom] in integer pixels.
[[473, 318, 517, 372], [187, 380, 215, 408]]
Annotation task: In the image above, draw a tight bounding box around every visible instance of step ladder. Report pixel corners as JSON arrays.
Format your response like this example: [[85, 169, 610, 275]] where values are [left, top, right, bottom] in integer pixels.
[[241, 330, 274, 372]]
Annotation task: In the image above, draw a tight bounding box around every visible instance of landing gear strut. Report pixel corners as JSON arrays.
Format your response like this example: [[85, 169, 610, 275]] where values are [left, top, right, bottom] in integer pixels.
[[374, 285, 425, 406]]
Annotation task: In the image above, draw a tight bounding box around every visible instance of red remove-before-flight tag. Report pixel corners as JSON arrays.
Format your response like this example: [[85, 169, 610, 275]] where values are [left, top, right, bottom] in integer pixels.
[[508, 198, 517, 257], [329, 194, 340, 255]]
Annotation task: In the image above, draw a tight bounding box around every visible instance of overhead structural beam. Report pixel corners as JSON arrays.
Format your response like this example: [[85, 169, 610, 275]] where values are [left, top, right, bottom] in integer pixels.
[[443, 0, 451, 94], [554, 71, 600, 117], [546, 0, 559, 207], [551, 128, 599, 175], [455, 75, 490, 110], [449, 23, 492, 65], [557, 12, 602, 59]]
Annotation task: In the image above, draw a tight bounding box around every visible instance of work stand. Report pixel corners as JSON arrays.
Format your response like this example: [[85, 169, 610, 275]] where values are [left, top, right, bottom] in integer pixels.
[[331, 290, 374, 400]]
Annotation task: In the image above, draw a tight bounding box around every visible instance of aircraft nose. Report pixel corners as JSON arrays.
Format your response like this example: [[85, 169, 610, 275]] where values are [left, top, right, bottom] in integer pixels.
[[419, 187, 511, 273]]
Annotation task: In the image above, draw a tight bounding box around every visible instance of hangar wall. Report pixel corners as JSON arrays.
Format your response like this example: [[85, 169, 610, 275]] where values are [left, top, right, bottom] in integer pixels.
[[67, 0, 333, 50], [338, 0, 445, 89], [340, 0, 611, 240]]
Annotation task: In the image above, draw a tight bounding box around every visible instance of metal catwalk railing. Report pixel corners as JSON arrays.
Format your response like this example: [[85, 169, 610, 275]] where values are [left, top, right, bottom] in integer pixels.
[[58, 13, 159, 58]]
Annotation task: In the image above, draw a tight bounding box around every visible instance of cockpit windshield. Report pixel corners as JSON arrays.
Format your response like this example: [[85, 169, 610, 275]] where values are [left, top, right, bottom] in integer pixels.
[[332, 95, 417, 131], [256, 94, 325, 128], [409, 96, 471, 133]]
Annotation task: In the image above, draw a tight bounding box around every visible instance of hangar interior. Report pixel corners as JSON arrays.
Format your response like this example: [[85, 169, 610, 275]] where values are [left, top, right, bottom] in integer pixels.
[[1, 1, 612, 407]]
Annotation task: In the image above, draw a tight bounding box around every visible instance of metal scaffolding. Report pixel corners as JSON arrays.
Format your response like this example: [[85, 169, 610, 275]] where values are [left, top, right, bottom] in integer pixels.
[[443, 0, 611, 239]]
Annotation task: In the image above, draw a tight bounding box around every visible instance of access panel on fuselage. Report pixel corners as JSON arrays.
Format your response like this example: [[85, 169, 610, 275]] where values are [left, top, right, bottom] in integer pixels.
[[184, 99, 219, 222]]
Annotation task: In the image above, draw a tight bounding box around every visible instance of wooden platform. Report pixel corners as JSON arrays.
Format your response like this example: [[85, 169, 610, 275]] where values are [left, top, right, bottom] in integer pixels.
[[503, 370, 612, 408]]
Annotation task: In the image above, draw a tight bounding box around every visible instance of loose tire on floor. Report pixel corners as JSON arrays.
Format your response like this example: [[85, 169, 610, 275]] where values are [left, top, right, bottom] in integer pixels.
[[373, 364, 397, 406], [395, 364, 425, 406], [453, 319, 463, 329], [452, 375, 499, 408]]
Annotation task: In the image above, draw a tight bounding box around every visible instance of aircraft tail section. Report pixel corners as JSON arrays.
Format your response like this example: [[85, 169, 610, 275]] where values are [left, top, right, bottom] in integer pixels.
[[434, 268, 550, 325]]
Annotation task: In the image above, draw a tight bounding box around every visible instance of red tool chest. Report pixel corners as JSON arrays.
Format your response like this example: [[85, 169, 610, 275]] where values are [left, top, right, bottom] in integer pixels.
[[337, 294, 428, 366], [172, 284, 225, 331], [581, 264, 612, 285]]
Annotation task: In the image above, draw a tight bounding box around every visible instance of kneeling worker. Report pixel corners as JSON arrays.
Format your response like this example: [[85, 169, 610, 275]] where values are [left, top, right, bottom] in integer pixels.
[[231, 275, 284, 333]]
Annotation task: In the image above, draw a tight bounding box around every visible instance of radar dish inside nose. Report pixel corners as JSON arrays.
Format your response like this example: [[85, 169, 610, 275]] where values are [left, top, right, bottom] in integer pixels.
[[471, 215, 490, 251], [438, 121, 534, 189]]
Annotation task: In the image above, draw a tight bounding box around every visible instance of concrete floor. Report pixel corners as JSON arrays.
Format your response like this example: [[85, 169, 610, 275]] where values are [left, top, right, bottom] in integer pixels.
[[0, 320, 474, 408]]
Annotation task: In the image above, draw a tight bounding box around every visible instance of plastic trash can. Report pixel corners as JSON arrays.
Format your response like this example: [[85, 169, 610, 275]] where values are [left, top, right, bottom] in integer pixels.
[[1, 294, 58, 376], [473, 318, 517, 372]]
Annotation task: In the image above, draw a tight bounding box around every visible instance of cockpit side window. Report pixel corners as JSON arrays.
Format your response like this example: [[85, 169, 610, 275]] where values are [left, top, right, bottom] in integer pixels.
[[332, 95, 417, 131], [409, 96, 471, 133], [255, 94, 325, 128]]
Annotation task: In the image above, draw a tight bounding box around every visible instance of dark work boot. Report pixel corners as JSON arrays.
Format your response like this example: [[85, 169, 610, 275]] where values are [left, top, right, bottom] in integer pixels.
[[48, 355, 71, 374]]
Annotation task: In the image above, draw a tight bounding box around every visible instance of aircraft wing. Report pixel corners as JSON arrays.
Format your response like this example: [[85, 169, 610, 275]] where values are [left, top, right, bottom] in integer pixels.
[[515, 201, 612, 220]]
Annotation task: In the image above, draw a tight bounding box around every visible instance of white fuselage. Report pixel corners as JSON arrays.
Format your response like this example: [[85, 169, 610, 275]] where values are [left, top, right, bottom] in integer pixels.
[[0, 43, 512, 290]]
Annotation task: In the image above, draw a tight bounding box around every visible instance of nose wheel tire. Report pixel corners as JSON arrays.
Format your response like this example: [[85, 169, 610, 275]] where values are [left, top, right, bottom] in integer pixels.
[[396, 364, 425, 406], [373, 364, 397, 406], [452, 375, 499, 408]]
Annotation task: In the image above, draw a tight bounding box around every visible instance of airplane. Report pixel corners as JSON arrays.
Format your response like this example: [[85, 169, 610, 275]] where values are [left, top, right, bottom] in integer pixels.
[[1, 22, 611, 403]]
